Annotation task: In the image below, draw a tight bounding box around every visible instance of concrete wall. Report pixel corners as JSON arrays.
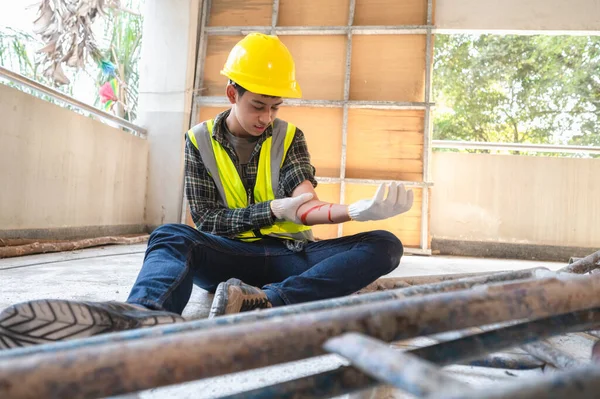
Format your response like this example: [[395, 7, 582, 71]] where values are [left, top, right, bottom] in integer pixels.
[[436, 0, 600, 32], [431, 152, 600, 259], [0, 84, 148, 238]]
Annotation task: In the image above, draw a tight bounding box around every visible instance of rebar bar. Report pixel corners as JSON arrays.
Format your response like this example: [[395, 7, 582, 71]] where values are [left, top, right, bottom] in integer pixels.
[[2, 274, 600, 399]]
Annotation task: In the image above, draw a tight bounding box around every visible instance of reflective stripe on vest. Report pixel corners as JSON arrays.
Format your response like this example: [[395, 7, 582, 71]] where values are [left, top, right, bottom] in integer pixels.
[[187, 119, 313, 242]]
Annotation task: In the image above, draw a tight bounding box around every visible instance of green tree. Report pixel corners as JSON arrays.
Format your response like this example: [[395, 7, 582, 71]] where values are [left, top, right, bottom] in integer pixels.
[[433, 34, 600, 150]]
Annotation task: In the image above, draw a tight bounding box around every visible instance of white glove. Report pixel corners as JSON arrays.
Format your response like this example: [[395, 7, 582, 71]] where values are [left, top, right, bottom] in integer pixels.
[[348, 182, 413, 222], [270, 193, 314, 224]]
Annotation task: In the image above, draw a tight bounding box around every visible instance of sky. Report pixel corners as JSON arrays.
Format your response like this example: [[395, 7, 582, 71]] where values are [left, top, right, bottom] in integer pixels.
[[0, 1, 38, 32]]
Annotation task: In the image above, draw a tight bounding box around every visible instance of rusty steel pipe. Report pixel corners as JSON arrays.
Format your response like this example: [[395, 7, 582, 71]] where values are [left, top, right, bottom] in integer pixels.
[[225, 308, 600, 399], [324, 333, 468, 397], [357, 271, 495, 292], [431, 363, 600, 399], [559, 249, 600, 274], [2, 275, 600, 399], [586, 330, 600, 340], [0, 267, 547, 360], [522, 341, 584, 369], [466, 353, 545, 370]]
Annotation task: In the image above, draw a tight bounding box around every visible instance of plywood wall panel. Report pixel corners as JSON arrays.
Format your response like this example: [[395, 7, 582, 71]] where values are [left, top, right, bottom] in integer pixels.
[[279, 36, 346, 100], [196, 106, 342, 178], [350, 35, 426, 102], [203, 36, 243, 96], [197, 106, 230, 123], [204, 36, 346, 101], [343, 185, 423, 247], [354, 0, 428, 26], [193, 0, 432, 248], [209, 0, 272, 26], [279, 0, 349, 26], [346, 109, 424, 181], [276, 107, 342, 177]]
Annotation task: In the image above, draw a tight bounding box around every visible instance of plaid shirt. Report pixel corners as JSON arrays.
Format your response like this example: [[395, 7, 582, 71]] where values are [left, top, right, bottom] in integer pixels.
[[185, 109, 317, 240]]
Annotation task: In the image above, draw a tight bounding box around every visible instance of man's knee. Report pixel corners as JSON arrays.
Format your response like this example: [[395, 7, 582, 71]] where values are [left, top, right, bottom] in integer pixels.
[[364, 230, 404, 273], [148, 223, 200, 246]]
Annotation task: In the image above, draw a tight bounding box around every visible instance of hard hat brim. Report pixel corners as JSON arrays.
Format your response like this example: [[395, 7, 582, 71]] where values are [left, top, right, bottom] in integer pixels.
[[221, 70, 303, 99]]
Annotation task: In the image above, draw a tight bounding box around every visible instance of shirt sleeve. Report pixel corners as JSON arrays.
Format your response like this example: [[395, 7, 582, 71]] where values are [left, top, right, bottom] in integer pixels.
[[278, 128, 318, 197], [184, 136, 275, 236]]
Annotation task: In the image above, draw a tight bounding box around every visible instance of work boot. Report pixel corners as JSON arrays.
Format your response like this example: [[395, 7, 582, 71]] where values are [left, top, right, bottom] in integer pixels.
[[0, 299, 184, 350], [209, 278, 272, 318]]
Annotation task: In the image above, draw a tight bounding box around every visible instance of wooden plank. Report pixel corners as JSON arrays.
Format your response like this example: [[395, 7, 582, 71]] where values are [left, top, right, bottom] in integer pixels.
[[350, 35, 426, 102], [208, 0, 272, 26], [277, 107, 342, 177], [346, 109, 424, 181], [279, 36, 347, 101], [311, 183, 341, 240], [343, 185, 423, 247], [278, 0, 349, 26], [354, 0, 428, 26], [203, 36, 243, 97]]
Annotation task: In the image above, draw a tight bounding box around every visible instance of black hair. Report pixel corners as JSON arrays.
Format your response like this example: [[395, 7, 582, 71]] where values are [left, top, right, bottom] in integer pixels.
[[229, 80, 247, 97], [228, 79, 279, 99]]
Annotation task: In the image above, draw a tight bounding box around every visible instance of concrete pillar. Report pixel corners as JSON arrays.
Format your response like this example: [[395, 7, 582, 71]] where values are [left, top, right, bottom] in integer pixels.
[[136, 0, 200, 229]]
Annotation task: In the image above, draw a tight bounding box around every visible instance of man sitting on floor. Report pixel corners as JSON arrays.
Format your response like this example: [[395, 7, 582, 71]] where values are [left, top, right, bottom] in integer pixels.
[[0, 32, 413, 349]]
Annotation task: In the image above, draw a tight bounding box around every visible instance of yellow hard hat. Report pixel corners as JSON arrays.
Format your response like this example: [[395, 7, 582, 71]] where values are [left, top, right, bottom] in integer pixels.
[[220, 32, 302, 99]]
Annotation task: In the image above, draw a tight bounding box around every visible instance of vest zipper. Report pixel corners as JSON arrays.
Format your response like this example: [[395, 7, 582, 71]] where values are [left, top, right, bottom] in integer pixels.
[[247, 187, 253, 205]]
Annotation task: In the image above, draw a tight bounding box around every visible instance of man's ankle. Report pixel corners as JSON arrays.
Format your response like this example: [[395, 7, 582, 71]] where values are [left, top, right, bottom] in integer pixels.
[[263, 288, 285, 307]]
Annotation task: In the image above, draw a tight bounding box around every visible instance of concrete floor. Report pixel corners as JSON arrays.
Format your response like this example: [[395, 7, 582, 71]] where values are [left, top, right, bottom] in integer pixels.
[[0, 244, 594, 398]]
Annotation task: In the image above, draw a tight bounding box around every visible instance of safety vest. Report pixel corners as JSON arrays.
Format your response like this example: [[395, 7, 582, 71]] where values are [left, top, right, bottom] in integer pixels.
[[187, 118, 314, 242]]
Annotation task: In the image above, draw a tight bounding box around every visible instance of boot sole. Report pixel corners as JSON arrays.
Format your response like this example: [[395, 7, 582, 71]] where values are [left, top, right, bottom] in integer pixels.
[[0, 299, 181, 350]]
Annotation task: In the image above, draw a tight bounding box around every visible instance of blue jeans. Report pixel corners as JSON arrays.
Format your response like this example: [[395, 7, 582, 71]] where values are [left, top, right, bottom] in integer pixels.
[[127, 223, 404, 314]]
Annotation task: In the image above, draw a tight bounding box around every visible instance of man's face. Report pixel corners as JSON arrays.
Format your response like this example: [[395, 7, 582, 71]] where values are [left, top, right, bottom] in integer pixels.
[[229, 86, 283, 137]]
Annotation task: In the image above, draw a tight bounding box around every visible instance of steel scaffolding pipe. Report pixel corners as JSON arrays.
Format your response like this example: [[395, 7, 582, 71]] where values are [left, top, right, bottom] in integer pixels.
[[465, 353, 545, 370], [521, 341, 584, 369], [559, 249, 600, 274], [429, 363, 600, 399], [225, 308, 600, 399], [2, 274, 600, 399], [324, 333, 468, 397], [357, 270, 498, 292], [0, 268, 547, 360]]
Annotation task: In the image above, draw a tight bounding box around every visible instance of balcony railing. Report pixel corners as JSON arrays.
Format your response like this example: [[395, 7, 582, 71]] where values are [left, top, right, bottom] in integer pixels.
[[0, 66, 147, 138]]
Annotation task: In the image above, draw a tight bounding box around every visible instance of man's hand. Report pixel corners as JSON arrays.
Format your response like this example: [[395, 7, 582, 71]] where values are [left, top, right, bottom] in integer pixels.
[[348, 182, 413, 222], [270, 193, 314, 224]]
